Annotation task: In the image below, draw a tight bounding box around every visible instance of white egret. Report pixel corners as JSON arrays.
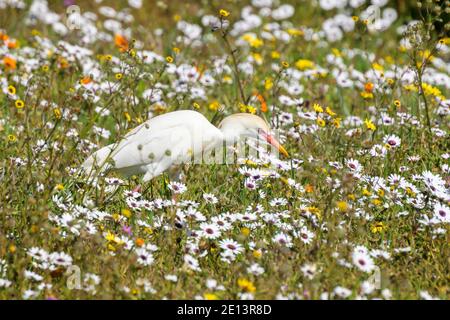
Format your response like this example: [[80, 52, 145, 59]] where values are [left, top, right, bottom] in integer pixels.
[[82, 110, 288, 182]]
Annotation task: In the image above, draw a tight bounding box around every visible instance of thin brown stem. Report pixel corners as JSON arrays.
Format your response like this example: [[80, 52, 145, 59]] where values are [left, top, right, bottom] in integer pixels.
[[221, 30, 247, 104]]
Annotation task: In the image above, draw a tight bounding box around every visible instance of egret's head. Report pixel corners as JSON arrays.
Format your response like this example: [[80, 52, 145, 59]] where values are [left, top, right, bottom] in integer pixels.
[[218, 113, 289, 157]]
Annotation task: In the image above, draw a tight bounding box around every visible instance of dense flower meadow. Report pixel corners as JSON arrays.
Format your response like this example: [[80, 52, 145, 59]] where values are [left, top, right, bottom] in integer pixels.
[[0, 0, 449, 299]]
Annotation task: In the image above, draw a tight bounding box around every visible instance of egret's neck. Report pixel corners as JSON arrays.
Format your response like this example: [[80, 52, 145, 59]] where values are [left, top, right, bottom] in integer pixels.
[[219, 127, 242, 144]]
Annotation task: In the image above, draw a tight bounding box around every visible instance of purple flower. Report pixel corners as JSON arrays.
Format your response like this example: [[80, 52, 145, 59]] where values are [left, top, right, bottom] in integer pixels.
[[122, 225, 132, 236], [64, 0, 76, 7]]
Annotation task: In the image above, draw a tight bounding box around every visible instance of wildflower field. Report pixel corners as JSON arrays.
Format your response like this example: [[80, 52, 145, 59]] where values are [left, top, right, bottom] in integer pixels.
[[0, 0, 449, 300]]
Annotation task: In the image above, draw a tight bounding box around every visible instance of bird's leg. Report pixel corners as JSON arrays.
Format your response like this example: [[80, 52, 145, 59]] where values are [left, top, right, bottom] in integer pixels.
[[181, 164, 190, 183], [129, 174, 142, 193], [142, 169, 155, 182], [168, 165, 183, 182]]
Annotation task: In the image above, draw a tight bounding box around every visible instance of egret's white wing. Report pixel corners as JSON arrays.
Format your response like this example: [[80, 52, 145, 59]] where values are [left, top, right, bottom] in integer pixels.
[[82, 110, 223, 179], [123, 110, 210, 142], [110, 124, 194, 173]]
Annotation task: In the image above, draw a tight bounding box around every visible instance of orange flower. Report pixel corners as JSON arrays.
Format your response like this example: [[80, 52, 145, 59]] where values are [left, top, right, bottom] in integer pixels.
[[58, 57, 69, 69], [254, 92, 267, 113], [80, 76, 92, 85], [114, 34, 129, 52], [135, 238, 145, 247], [364, 82, 374, 93], [194, 63, 205, 80], [0, 31, 8, 41], [7, 40, 18, 49], [3, 56, 16, 70]]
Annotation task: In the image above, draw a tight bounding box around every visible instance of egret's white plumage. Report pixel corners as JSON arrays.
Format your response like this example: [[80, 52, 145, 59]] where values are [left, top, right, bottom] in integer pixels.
[[82, 110, 287, 182]]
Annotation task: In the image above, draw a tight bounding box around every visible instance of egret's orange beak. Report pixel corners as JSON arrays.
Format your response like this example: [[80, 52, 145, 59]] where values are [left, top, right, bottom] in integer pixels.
[[260, 132, 289, 157]]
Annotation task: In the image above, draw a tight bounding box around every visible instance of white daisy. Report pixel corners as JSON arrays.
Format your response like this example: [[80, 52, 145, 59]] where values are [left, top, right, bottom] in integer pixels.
[[219, 239, 244, 255], [184, 254, 201, 272], [301, 263, 318, 280], [135, 248, 154, 266], [168, 181, 187, 194], [295, 226, 315, 244], [433, 202, 450, 223], [203, 193, 218, 204], [352, 250, 376, 273], [383, 134, 401, 148], [247, 263, 265, 275], [272, 232, 293, 247], [199, 222, 221, 239]]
